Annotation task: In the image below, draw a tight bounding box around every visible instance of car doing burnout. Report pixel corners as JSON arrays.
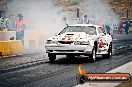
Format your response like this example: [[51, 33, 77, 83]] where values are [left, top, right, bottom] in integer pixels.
[[45, 24, 112, 62]]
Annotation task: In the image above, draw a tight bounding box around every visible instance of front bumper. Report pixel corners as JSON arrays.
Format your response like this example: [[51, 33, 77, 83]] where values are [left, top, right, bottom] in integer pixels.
[[45, 44, 93, 55]]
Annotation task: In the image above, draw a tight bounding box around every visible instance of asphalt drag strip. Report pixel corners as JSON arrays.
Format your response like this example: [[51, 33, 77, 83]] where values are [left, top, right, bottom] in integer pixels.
[[0, 46, 132, 87]]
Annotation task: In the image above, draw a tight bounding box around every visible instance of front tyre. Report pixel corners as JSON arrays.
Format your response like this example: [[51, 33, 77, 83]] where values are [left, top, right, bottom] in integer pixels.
[[48, 54, 56, 62], [89, 47, 96, 63], [66, 54, 75, 58]]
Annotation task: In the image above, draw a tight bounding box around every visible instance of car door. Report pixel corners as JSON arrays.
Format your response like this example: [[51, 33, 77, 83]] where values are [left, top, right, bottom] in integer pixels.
[[98, 27, 110, 49]]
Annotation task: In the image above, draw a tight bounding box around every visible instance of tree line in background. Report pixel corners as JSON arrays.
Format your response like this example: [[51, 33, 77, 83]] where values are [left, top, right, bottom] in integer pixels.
[[108, 0, 132, 19]]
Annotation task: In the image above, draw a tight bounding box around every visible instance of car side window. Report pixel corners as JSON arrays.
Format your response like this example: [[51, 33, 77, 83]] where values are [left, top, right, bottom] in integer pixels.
[[98, 27, 104, 34], [84, 26, 97, 35]]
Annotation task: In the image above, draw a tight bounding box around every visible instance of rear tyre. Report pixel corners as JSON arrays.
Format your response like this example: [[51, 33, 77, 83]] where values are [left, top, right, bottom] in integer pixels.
[[89, 47, 96, 63], [48, 54, 56, 62], [102, 42, 112, 59]]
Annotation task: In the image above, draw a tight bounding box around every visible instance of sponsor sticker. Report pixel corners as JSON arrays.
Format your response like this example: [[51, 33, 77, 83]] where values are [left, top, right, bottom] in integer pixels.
[[77, 65, 131, 83]]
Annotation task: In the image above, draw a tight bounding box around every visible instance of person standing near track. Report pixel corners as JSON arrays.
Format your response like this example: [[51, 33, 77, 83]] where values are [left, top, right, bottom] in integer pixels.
[[7, 15, 16, 31], [83, 15, 89, 24], [15, 14, 26, 40], [98, 20, 104, 29], [105, 21, 111, 34], [76, 8, 80, 18], [118, 20, 123, 34], [124, 20, 130, 35]]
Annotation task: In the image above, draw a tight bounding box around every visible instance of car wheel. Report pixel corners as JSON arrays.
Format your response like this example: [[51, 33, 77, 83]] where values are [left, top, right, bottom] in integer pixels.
[[48, 54, 56, 62], [89, 47, 96, 63], [102, 42, 112, 59], [66, 54, 75, 58]]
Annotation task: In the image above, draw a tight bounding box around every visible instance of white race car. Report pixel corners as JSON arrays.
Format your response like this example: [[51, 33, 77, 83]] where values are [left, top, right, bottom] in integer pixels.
[[45, 24, 112, 62]]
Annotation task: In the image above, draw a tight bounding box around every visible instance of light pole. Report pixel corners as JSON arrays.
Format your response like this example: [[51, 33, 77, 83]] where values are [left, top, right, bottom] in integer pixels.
[[125, 0, 128, 20], [130, 1, 132, 20], [125, 0, 130, 20], [126, 8, 128, 20]]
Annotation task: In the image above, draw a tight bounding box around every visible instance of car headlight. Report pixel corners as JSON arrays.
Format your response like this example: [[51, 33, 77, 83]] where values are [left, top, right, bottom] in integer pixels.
[[74, 41, 90, 45], [74, 41, 80, 45], [46, 40, 58, 44], [81, 41, 90, 45]]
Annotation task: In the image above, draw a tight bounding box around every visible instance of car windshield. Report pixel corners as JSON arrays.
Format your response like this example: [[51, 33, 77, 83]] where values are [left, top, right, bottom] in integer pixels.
[[59, 26, 96, 35]]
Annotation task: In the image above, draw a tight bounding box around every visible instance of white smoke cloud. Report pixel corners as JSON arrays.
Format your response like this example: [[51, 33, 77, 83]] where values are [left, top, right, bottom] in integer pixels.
[[6, 0, 119, 54]]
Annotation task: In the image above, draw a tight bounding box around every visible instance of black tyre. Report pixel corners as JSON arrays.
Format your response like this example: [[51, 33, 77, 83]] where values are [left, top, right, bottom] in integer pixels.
[[66, 54, 75, 58], [48, 54, 56, 62], [102, 42, 112, 59], [89, 47, 96, 63]]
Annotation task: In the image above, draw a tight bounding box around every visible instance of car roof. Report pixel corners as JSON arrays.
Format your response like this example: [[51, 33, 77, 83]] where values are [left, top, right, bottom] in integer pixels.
[[68, 24, 101, 27]]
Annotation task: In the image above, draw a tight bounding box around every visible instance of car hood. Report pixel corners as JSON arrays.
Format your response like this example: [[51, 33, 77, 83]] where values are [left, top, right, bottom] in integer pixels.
[[48, 32, 96, 41]]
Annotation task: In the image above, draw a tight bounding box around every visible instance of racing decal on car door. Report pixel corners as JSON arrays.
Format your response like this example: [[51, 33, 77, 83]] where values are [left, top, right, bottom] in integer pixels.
[[98, 37, 106, 48], [99, 39, 105, 48]]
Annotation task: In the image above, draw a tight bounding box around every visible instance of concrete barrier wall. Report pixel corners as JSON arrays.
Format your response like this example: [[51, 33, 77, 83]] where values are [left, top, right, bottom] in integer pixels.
[[0, 31, 16, 40]]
